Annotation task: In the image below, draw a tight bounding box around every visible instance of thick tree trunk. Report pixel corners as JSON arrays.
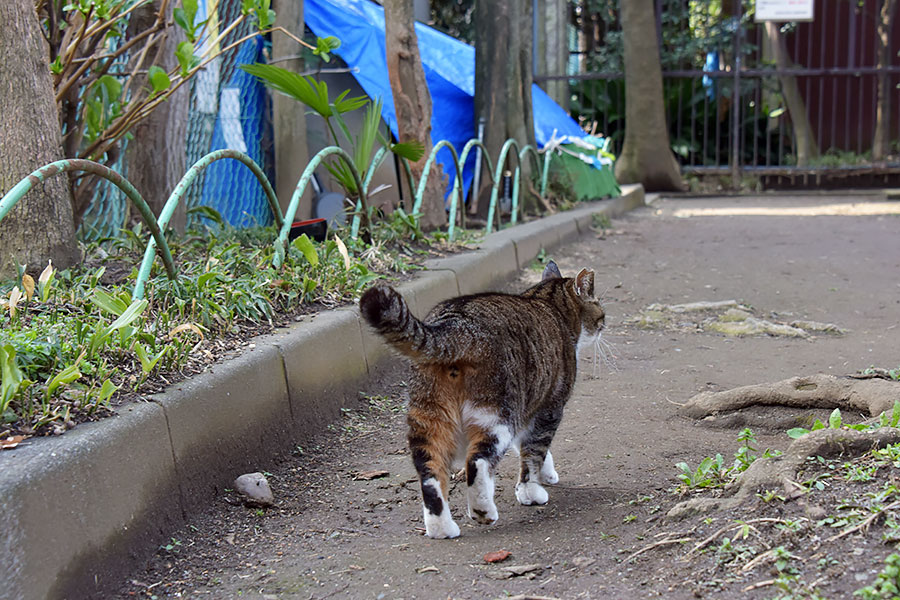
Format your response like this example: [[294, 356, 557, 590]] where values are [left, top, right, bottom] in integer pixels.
[[272, 0, 312, 219], [383, 0, 447, 230], [0, 2, 79, 278], [873, 0, 897, 161], [536, 0, 569, 108], [614, 0, 683, 191], [763, 22, 819, 166], [473, 0, 537, 219], [124, 0, 189, 232]]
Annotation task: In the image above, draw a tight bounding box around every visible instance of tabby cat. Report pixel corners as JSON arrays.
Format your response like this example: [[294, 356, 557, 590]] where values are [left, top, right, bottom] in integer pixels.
[[359, 261, 604, 538]]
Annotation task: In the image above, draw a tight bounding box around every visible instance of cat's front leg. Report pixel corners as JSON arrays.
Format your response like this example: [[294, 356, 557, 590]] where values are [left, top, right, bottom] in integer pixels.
[[540, 450, 559, 485], [516, 410, 563, 505], [515, 458, 550, 505]]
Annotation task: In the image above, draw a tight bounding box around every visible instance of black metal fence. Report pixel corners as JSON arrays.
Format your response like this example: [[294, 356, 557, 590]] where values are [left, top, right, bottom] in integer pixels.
[[534, 0, 900, 185]]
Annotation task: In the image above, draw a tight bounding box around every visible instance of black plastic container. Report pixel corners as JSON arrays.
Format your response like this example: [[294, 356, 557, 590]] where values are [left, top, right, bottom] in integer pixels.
[[288, 218, 328, 242]]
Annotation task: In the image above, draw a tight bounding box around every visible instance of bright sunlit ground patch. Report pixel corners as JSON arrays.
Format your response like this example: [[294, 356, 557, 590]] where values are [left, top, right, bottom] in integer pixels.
[[670, 202, 900, 218]]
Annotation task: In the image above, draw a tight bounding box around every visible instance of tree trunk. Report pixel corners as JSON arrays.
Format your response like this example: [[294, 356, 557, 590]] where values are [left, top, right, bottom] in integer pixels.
[[383, 0, 447, 230], [872, 0, 897, 161], [473, 0, 537, 219], [272, 0, 312, 219], [124, 0, 189, 232], [0, 2, 79, 278], [763, 22, 819, 166], [614, 0, 683, 191], [536, 0, 569, 108]]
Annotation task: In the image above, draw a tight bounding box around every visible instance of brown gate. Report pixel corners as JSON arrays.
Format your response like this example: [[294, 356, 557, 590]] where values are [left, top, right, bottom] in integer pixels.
[[533, 0, 900, 187]]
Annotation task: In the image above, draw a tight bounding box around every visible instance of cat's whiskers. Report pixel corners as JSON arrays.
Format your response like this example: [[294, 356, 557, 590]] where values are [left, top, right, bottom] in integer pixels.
[[582, 331, 619, 378], [596, 333, 619, 372]]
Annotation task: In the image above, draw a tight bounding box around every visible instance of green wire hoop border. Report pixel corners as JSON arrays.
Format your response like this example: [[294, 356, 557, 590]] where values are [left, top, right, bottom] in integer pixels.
[[0, 158, 176, 281], [133, 149, 282, 299]]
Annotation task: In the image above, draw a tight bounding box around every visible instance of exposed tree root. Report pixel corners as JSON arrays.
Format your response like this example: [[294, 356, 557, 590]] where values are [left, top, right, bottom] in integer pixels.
[[668, 427, 900, 520], [680, 374, 900, 421]]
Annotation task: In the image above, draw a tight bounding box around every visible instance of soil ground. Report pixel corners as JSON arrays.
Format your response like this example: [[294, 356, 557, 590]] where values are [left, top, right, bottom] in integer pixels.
[[118, 195, 900, 600]]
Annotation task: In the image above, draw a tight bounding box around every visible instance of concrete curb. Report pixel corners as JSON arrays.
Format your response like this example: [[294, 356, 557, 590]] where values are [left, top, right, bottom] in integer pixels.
[[0, 184, 644, 600]]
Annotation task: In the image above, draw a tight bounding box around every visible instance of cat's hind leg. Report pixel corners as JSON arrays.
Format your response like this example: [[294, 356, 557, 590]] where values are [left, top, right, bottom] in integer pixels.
[[464, 414, 513, 525], [408, 409, 459, 539], [516, 407, 564, 505]]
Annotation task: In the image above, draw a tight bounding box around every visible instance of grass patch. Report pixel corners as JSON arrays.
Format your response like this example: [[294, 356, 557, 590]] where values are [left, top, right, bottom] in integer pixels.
[[0, 215, 476, 438]]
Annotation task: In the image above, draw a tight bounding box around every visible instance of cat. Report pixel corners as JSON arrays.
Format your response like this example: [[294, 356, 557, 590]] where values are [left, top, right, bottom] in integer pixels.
[[359, 261, 605, 538]]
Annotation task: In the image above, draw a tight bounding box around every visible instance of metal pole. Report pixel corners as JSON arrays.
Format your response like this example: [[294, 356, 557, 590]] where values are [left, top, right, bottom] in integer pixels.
[[731, 1, 743, 189], [471, 117, 486, 212]]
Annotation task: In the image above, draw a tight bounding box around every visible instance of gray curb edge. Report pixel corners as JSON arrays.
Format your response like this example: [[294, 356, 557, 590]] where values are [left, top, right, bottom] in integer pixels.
[[0, 184, 644, 600]]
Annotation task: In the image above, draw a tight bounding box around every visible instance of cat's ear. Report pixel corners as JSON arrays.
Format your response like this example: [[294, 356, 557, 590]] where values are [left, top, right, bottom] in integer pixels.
[[574, 268, 594, 297], [542, 260, 562, 282]]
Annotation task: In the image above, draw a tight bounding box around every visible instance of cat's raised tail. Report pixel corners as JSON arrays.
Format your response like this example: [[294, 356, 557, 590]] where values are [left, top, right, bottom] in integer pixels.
[[359, 284, 442, 362]]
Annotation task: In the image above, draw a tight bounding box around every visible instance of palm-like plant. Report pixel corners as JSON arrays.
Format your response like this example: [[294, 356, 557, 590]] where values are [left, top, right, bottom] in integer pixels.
[[240, 63, 424, 237]]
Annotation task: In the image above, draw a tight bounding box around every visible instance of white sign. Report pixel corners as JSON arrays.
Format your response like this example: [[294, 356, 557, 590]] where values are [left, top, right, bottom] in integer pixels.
[[755, 0, 814, 22]]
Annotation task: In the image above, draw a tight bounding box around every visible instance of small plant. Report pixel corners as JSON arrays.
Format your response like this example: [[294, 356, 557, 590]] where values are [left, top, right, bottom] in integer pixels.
[[772, 546, 800, 575], [873, 444, 900, 468], [592, 213, 612, 230], [862, 365, 900, 381], [845, 462, 878, 483], [715, 536, 756, 566], [789, 402, 900, 439], [674, 428, 779, 492], [160, 538, 182, 554], [239, 64, 426, 241], [733, 427, 760, 471], [787, 407, 845, 439], [854, 553, 900, 599], [676, 453, 727, 490], [757, 489, 787, 503], [775, 518, 805, 533]]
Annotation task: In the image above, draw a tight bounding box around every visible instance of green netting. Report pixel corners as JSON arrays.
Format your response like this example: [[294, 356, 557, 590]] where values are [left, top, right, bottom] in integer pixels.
[[547, 144, 620, 202], [77, 0, 269, 239]]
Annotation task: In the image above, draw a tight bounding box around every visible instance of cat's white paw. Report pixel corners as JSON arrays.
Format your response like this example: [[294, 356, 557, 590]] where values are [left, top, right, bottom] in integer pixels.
[[515, 481, 549, 505], [540, 451, 559, 485], [467, 457, 499, 524], [467, 498, 499, 524], [424, 511, 460, 539]]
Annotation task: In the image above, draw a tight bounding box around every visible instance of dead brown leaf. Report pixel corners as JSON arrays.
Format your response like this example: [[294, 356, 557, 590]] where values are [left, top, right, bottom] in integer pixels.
[[1, 435, 29, 450], [483, 550, 512, 563]]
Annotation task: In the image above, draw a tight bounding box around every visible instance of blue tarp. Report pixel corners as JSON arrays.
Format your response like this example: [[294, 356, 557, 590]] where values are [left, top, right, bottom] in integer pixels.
[[304, 0, 586, 201]]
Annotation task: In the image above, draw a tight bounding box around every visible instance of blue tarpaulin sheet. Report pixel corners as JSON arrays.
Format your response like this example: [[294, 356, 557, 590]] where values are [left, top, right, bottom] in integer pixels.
[[304, 0, 587, 201]]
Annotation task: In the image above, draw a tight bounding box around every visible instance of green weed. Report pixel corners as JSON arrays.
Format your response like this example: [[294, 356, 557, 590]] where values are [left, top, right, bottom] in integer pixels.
[[787, 403, 900, 440], [675, 429, 780, 492], [0, 212, 437, 435], [854, 553, 900, 599]]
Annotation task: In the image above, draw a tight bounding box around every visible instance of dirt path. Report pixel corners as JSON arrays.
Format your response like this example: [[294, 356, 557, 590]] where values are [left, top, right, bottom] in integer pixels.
[[119, 196, 900, 599]]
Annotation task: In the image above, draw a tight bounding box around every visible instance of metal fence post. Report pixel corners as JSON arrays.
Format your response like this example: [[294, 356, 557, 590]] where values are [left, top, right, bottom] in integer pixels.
[[731, 0, 743, 189]]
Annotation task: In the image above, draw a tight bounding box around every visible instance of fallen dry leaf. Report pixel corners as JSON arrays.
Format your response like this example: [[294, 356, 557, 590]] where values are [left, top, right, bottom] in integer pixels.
[[21, 274, 35, 301], [500, 563, 543, 576], [1, 435, 29, 450], [415, 565, 440, 574], [352, 470, 389, 481], [483, 550, 512, 563]]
